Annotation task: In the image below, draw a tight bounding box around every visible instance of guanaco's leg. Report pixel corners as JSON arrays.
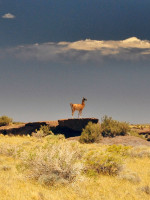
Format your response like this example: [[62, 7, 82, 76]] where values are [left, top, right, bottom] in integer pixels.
[[79, 110, 82, 118], [80, 110, 82, 118], [78, 110, 82, 118], [72, 109, 75, 118], [78, 111, 80, 118]]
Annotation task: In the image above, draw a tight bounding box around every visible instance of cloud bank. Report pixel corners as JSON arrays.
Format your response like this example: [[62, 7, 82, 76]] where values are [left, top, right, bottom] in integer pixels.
[[2, 13, 15, 19], [2, 37, 150, 63]]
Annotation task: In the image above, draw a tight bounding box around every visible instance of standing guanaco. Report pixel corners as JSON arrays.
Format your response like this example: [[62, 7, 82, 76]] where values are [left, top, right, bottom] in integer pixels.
[[70, 97, 87, 118]]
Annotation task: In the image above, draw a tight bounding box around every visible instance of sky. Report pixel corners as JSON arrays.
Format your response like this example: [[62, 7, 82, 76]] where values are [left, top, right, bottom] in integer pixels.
[[0, 0, 150, 124]]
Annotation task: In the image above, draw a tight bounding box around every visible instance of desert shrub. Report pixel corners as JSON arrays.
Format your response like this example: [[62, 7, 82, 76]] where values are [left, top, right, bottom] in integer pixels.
[[0, 165, 11, 171], [19, 142, 84, 185], [45, 134, 65, 142], [13, 121, 24, 125], [84, 150, 123, 176], [101, 115, 130, 137], [43, 135, 66, 149], [0, 115, 13, 126], [32, 125, 54, 138], [106, 145, 131, 157], [129, 147, 150, 158], [129, 129, 146, 140], [0, 143, 24, 158], [79, 122, 102, 143], [119, 171, 141, 183], [38, 174, 59, 186], [38, 174, 68, 186], [139, 185, 150, 195]]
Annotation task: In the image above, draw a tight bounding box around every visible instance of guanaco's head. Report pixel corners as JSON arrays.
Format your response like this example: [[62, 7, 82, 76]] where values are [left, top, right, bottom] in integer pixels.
[[82, 97, 87, 101]]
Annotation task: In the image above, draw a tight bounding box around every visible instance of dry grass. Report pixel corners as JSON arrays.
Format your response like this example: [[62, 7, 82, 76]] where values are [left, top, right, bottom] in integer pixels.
[[0, 135, 150, 200]]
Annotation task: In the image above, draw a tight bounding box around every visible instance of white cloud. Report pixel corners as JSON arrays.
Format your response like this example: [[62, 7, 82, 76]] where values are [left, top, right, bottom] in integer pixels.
[[66, 37, 150, 51], [2, 13, 15, 19], [2, 37, 150, 63]]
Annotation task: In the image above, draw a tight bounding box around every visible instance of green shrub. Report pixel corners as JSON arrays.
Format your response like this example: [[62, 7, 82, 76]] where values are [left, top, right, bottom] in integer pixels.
[[129, 130, 146, 140], [45, 134, 65, 144], [0, 115, 13, 126], [84, 150, 123, 176], [79, 122, 102, 143], [32, 125, 54, 138], [101, 115, 130, 137], [106, 145, 131, 157]]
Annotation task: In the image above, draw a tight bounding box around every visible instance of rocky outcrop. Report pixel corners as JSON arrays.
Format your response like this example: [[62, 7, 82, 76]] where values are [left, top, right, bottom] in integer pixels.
[[55, 118, 99, 137], [0, 121, 58, 136], [58, 118, 98, 131], [138, 129, 150, 141], [0, 118, 99, 138], [139, 130, 150, 135]]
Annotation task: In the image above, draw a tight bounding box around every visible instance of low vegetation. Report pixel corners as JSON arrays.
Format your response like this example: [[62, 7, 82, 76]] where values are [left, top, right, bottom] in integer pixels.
[[32, 125, 54, 138], [101, 115, 130, 137], [84, 150, 123, 176], [79, 122, 102, 143], [0, 137, 125, 184], [0, 115, 13, 126], [0, 135, 150, 199], [0, 115, 150, 199], [0, 134, 150, 200], [80, 116, 131, 144]]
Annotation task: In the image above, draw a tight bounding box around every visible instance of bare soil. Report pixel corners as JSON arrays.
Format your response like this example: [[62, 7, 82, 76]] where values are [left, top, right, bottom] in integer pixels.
[[0, 123, 25, 130], [100, 135, 150, 146], [68, 135, 150, 146]]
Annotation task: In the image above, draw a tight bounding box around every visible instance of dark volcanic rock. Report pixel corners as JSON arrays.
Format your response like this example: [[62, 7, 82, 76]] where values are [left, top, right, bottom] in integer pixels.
[[0, 121, 58, 136], [53, 126, 81, 138], [58, 118, 99, 131], [139, 131, 150, 135], [0, 118, 99, 138], [56, 118, 99, 137], [147, 136, 150, 141]]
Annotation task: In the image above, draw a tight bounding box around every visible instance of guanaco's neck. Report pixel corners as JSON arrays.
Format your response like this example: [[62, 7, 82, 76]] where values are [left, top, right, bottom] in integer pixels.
[[82, 99, 85, 105]]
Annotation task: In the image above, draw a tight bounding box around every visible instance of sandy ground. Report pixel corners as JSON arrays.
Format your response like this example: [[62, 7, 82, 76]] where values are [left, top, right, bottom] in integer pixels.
[[68, 135, 150, 146]]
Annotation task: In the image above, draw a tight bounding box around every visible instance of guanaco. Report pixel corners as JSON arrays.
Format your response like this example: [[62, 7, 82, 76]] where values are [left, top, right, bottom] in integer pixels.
[[70, 97, 87, 118]]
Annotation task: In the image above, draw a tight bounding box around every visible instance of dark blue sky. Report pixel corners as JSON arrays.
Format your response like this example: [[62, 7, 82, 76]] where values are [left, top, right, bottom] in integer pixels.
[[0, 0, 150, 123], [1, 0, 150, 46]]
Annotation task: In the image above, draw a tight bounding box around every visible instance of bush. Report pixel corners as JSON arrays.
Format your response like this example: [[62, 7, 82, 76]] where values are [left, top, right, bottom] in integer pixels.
[[0, 115, 13, 126], [79, 122, 102, 143], [0, 165, 11, 171], [45, 134, 65, 144], [32, 125, 54, 138], [101, 115, 130, 137], [38, 174, 68, 186], [20, 142, 84, 185], [84, 150, 123, 176], [139, 185, 150, 195], [106, 145, 131, 157], [129, 147, 150, 158], [119, 171, 141, 183], [129, 130, 146, 140]]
